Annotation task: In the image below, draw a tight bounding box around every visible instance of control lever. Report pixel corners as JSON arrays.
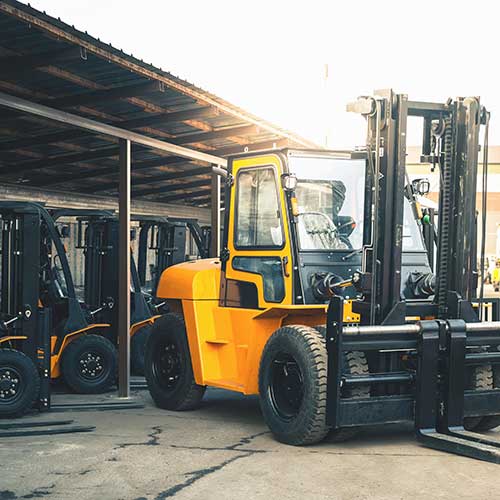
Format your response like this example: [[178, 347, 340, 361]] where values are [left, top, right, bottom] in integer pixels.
[[153, 301, 166, 312], [0, 315, 21, 331], [0, 305, 31, 331], [89, 297, 115, 317], [342, 248, 362, 261]]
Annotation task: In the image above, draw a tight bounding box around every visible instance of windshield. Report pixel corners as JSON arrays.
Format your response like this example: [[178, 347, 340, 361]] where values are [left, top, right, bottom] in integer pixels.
[[289, 156, 366, 250]]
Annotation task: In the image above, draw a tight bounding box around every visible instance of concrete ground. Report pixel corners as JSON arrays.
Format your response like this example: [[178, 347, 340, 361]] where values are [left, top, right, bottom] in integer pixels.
[[1, 386, 500, 500]]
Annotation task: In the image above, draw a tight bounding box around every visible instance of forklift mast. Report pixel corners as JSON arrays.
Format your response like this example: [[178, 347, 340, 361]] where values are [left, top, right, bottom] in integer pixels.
[[348, 91, 486, 324], [137, 217, 209, 295], [1, 206, 42, 362]]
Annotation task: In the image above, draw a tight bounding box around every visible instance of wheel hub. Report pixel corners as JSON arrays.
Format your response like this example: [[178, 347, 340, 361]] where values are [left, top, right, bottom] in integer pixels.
[[153, 341, 181, 391], [269, 353, 304, 420], [0, 367, 21, 402], [79, 352, 104, 379]]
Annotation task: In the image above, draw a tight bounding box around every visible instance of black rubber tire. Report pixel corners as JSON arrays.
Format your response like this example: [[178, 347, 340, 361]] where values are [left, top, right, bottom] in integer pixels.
[[464, 364, 494, 431], [259, 325, 330, 445], [473, 364, 500, 431], [61, 334, 117, 394], [0, 349, 40, 418], [144, 313, 205, 411], [315, 325, 370, 442], [131, 324, 152, 376]]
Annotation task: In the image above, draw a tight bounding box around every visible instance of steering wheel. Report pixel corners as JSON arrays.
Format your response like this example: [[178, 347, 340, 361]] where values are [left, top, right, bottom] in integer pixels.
[[297, 211, 349, 250]]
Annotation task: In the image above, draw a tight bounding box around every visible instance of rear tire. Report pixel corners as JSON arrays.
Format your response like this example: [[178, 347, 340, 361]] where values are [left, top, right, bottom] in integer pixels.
[[61, 334, 117, 394], [0, 349, 40, 418], [315, 325, 370, 442], [144, 313, 205, 411], [131, 324, 151, 376], [259, 325, 330, 445]]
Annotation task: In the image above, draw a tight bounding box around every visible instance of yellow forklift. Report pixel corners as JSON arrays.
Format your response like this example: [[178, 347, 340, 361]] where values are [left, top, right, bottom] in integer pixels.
[[144, 90, 500, 463]]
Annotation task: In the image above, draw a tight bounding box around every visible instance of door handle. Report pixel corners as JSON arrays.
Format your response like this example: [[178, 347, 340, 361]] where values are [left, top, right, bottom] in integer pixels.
[[282, 256, 290, 277]]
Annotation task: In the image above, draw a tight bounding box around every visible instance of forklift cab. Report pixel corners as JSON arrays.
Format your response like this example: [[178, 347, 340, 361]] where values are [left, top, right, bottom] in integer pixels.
[[220, 149, 431, 310]]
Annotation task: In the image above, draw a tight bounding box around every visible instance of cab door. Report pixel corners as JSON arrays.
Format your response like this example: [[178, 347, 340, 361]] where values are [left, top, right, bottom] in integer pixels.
[[222, 154, 293, 309]]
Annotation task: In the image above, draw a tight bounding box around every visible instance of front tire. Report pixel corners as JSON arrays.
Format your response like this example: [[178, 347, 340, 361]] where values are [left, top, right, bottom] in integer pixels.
[[144, 313, 205, 411], [471, 364, 500, 431], [61, 334, 117, 394], [464, 364, 496, 430], [259, 325, 330, 445], [0, 349, 40, 418]]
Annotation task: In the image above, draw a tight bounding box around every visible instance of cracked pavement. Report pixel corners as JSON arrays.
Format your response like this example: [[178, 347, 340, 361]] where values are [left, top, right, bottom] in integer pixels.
[[1, 388, 500, 500]]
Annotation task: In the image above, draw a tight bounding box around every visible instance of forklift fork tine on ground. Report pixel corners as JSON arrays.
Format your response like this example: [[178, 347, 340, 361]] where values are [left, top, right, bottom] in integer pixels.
[[414, 319, 500, 463]]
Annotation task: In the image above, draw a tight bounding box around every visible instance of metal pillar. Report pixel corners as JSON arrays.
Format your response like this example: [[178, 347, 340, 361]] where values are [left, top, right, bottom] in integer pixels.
[[118, 139, 131, 397], [210, 171, 221, 258]]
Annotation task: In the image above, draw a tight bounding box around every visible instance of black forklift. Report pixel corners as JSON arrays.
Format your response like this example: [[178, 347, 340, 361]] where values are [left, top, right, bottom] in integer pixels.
[[0, 202, 117, 418], [136, 216, 209, 296], [54, 211, 207, 374]]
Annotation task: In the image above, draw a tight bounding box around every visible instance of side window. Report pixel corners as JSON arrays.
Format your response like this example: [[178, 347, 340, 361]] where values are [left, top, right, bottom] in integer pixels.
[[232, 257, 285, 303], [235, 167, 284, 248]]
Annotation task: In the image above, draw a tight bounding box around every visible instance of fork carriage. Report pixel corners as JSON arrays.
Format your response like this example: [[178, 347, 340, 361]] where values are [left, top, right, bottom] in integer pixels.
[[326, 296, 500, 463]]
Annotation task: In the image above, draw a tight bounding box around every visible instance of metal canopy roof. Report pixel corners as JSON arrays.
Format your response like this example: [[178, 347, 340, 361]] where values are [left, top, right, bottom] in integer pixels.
[[0, 0, 318, 207]]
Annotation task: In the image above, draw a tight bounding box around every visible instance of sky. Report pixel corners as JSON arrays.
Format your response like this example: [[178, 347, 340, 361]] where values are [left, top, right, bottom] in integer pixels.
[[22, 0, 500, 147]]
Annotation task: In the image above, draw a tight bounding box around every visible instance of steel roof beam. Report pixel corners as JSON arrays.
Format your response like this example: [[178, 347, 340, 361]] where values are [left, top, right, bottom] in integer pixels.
[[150, 183, 224, 203], [117, 106, 215, 130], [91, 166, 210, 193], [2, 145, 126, 174], [192, 196, 223, 205], [0, 91, 227, 167], [0, 105, 215, 151], [137, 178, 210, 197], [40, 81, 160, 108], [155, 188, 215, 203], [172, 124, 258, 145], [0, 47, 77, 79], [213, 138, 290, 157], [27, 156, 192, 186]]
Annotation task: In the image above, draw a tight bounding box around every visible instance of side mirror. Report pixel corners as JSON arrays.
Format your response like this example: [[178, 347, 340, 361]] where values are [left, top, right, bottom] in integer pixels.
[[412, 178, 431, 196], [281, 173, 298, 191]]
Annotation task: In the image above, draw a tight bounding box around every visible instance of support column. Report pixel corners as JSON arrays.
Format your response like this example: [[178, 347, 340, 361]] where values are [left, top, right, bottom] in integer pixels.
[[210, 170, 221, 258], [118, 139, 131, 397]]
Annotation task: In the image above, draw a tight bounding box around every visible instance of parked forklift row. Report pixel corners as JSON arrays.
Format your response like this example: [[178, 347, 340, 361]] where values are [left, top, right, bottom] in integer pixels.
[[0, 203, 208, 417]]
